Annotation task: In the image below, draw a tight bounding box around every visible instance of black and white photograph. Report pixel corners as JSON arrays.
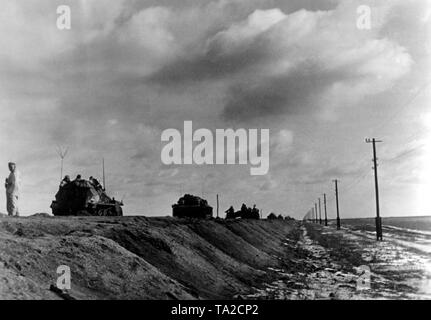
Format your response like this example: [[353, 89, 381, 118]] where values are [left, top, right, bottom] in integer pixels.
[[0, 0, 430, 307]]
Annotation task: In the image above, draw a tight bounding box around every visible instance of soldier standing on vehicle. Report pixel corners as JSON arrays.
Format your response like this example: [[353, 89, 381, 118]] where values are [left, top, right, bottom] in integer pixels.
[[60, 175, 71, 188]]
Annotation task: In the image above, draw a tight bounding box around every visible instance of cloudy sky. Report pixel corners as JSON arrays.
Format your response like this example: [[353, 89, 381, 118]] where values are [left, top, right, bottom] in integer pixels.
[[0, 0, 430, 218]]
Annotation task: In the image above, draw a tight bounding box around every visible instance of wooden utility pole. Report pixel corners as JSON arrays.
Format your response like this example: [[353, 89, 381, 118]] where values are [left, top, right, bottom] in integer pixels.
[[216, 194, 219, 218], [366, 138, 383, 241], [102, 158, 106, 191], [333, 179, 341, 230], [323, 193, 328, 226], [318, 198, 322, 224]]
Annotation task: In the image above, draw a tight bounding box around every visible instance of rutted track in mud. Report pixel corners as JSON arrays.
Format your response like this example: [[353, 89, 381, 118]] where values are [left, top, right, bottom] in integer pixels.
[[245, 225, 369, 299], [245, 222, 431, 300]]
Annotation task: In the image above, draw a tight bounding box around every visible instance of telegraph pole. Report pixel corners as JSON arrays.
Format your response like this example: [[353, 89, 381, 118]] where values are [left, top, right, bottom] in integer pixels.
[[366, 138, 383, 241], [323, 193, 328, 226], [333, 179, 341, 230], [318, 198, 322, 224], [216, 194, 219, 218]]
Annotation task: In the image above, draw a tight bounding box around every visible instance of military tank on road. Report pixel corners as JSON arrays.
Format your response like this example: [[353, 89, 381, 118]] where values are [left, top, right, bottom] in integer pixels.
[[51, 176, 123, 216], [172, 194, 213, 218]]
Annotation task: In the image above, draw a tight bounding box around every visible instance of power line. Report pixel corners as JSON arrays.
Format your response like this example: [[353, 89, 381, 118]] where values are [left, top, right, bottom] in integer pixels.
[[324, 160, 371, 203], [381, 143, 426, 166], [343, 169, 372, 195], [373, 80, 431, 138]]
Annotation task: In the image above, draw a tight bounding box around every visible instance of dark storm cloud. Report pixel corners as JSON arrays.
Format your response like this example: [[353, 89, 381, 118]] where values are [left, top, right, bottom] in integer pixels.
[[145, 5, 412, 122], [221, 64, 348, 121], [147, 46, 265, 85]]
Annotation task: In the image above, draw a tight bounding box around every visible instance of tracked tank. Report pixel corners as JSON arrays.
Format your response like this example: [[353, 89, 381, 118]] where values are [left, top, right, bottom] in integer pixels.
[[172, 194, 213, 219], [50, 178, 123, 216]]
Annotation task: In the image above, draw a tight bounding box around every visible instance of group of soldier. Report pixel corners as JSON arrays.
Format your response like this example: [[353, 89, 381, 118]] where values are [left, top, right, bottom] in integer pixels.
[[60, 175, 103, 191], [225, 203, 260, 220]]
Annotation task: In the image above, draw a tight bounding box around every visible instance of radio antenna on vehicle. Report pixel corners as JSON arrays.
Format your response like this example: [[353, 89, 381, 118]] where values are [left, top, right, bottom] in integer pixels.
[[102, 158, 106, 191], [56, 145, 68, 182]]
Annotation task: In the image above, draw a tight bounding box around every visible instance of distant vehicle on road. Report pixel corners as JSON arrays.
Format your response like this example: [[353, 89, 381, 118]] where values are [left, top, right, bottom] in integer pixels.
[[51, 177, 123, 216], [172, 194, 213, 219]]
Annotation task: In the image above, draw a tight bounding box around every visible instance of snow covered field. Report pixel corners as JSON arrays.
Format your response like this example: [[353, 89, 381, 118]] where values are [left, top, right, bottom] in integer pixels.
[[246, 217, 431, 300]]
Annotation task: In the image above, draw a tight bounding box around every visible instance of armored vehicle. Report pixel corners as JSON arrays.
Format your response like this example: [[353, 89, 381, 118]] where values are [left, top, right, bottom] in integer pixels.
[[172, 194, 213, 218], [51, 178, 123, 216]]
